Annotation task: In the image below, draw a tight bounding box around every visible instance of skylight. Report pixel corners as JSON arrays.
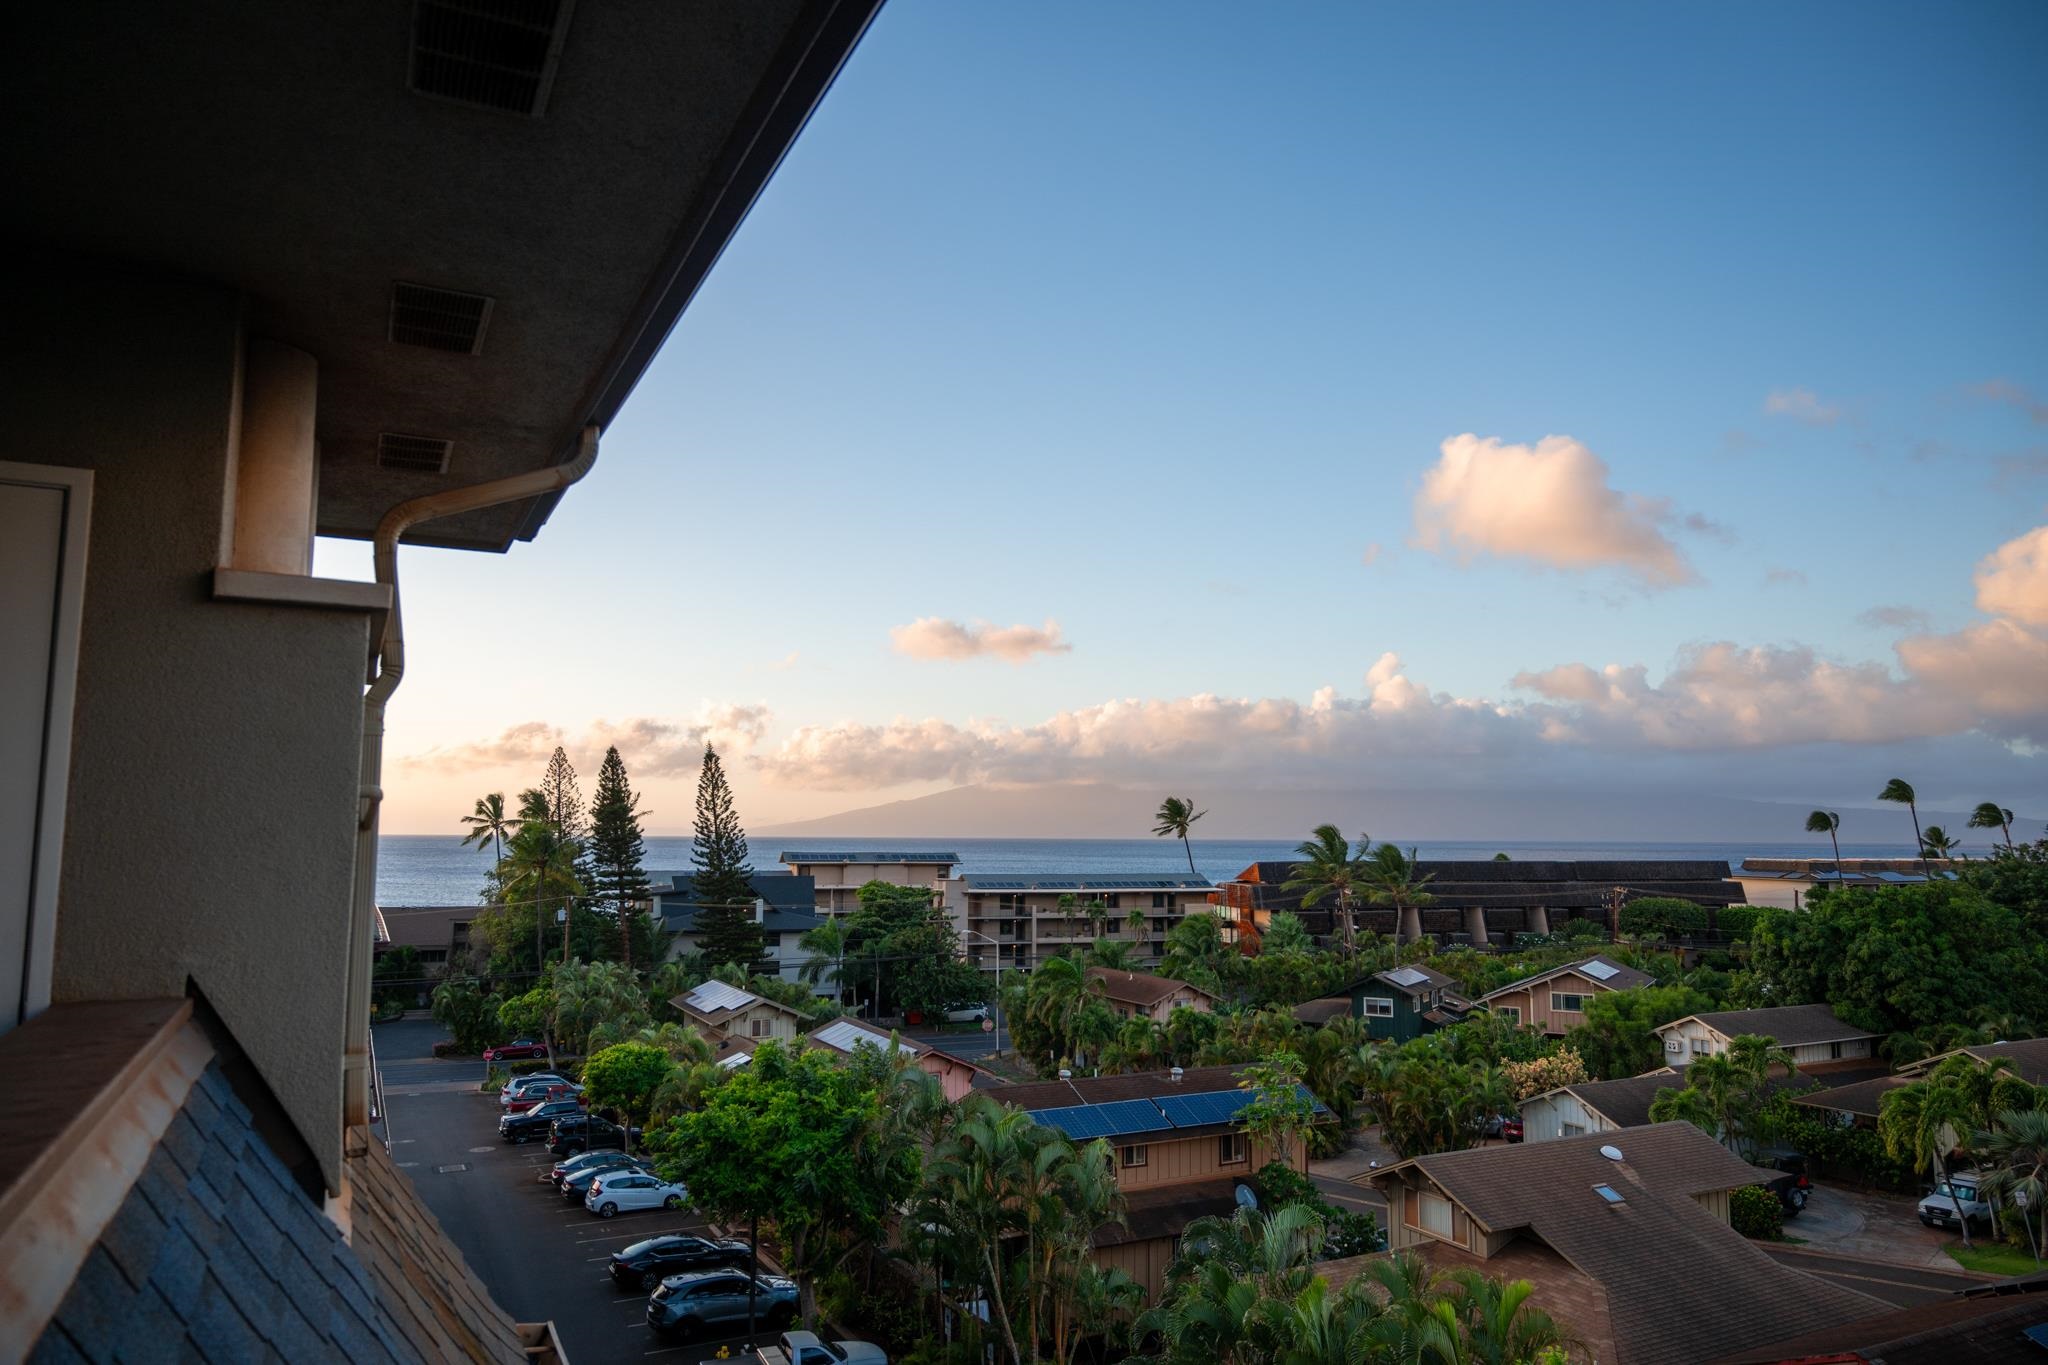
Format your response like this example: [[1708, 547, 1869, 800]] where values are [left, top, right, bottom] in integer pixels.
[[1581, 960, 1620, 981], [1593, 1184, 1624, 1203]]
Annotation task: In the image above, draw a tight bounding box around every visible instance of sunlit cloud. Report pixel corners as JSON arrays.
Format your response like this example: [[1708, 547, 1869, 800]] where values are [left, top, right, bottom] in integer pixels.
[[1974, 524, 2048, 627], [890, 616, 1072, 664], [1764, 387, 1842, 425], [1410, 434, 1697, 589], [400, 705, 772, 777]]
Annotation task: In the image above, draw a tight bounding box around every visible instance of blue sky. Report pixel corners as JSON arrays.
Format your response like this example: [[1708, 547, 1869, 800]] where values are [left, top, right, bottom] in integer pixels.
[[331, 1, 2048, 836]]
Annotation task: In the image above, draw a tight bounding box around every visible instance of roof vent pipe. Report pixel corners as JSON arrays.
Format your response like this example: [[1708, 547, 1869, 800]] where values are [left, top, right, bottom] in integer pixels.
[[1058, 1069, 1072, 1080], [1170, 1066, 1184, 1083]]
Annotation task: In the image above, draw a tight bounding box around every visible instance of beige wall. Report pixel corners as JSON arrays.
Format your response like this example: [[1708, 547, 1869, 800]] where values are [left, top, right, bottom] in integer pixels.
[[1489, 969, 1614, 1035], [1094, 1237, 1176, 1304], [1659, 1019, 1873, 1069], [1519, 1090, 1617, 1142], [731, 1002, 799, 1042], [7, 263, 372, 1190]]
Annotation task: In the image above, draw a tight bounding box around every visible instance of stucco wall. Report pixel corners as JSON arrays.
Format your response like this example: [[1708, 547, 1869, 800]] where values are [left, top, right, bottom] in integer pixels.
[[6, 262, 369, 1188]]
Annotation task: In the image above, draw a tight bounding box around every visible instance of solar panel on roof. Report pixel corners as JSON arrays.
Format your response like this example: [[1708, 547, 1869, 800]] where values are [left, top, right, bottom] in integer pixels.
[[1034, 1105, 1117, 1141], [1385, 966, 1430, 988], [685, 979, 756, 1012], [1157, 1089, 1255, 1128], [1581, 960, 1620, 981]]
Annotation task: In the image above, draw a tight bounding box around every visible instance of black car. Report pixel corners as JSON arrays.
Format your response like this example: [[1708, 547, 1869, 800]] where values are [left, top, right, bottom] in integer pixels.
[[548, 1113, 640, 1157], [499, 1098, 584, 1143], [608, 1235, 754, 1290], [1759, 1149, 1812, 1216]]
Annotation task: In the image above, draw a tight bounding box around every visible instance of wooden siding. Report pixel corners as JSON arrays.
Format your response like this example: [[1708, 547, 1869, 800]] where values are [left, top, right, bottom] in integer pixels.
[[1112, 1133, 1275, 1190]]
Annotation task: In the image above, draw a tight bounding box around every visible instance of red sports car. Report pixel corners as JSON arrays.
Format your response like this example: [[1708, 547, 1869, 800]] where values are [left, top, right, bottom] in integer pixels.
[[483, 1038, 548, 1062]]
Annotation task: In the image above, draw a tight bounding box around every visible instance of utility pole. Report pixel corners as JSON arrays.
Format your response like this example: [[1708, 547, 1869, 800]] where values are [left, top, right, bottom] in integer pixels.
[[558, 905, 570, 965]]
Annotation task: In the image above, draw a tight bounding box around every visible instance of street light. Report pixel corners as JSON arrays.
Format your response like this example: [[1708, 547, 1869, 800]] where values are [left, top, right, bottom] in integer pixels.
[[556, 906, 568, 965], [960, 929, 1007, 1056]]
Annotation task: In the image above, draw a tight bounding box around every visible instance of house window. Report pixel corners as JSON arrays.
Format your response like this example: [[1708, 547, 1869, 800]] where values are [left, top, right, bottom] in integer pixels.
[[1691, 1038, 1711, 1055], [1362, 997, 1395, 1018], [1103, 894, 1121, 909], [1562, 1122, 1585, 1137], [1418, 1191, 1454, 1239], [1829, 1041, 1843, 1059], [1550, 993, 1587, 1013], [750, 1019, 769, 1037], [1497, 1006, 1520, 1025], [1218, 1133, 1248, 1165], [1152, 893, 1170, 909], [1119, 1144, 1148, 1168], [1664, 1036, 1683, 1053]]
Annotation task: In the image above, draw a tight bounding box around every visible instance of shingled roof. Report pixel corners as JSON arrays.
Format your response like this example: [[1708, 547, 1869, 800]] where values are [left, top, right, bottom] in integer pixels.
[[1712, 1276, 2048, 1364], [1668, 1005, 1879, 1048], [1085, 967, 1216, 1010], [1224, 860, 1743, 919], [1479, 954, 1651, 1001], [1361, 1124, 1884, 1365], [1527, 1069, 1685, 1130]]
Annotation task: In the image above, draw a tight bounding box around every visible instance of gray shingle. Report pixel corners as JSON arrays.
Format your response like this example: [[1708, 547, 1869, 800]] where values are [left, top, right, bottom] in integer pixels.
[[158, 1108, 209, 1176], [182, 1272, 267, 1363], [26, 1323, 89, 1365], [98, 1181, 171, 1288]]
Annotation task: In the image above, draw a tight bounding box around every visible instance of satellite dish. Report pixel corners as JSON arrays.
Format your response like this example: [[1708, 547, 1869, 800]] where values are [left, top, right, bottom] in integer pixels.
[[1235, 1183, 1259, 1211], [1599, 1144, 1624, 1162]]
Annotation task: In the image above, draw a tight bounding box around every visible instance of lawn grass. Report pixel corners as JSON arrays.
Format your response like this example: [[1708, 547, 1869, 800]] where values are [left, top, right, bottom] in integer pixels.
[[1945, 1242, 2046, 1276]]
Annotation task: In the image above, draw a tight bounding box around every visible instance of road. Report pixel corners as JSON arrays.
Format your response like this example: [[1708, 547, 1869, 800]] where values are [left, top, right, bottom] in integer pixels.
[[1759, 1244, 1992, 1308], [905, 1025, 1004, 1060], [376, 1018, 775, 1365]]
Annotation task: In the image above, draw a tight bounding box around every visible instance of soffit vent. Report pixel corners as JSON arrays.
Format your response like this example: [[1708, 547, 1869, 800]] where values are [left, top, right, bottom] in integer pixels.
[[377, 433, 454, 474], [408, 0, 574, 117], [389, 283, 495, 354]]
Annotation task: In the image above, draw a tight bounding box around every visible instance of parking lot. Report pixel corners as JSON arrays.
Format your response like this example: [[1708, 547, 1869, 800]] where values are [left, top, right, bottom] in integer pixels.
[[377, 1019, 773, 1365]]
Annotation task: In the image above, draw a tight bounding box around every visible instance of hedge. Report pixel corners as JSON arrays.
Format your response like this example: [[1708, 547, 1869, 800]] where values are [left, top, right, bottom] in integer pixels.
[[1714, 905, 1761, 940], [1731, 1184, 1786, 1240], [1618, 897, 1708, 937]]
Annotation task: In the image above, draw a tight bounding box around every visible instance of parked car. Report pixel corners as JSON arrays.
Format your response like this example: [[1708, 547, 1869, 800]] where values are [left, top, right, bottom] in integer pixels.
[[548, 1147, 639, 1186], [1481, 1114, 1524, 1143], [1757, 1148, 1811, 1215], [483, 1038, 549, 1062], [498, 1098, 585, 1143], [645, 1270, 797, 1337], [774, 1329, 891, 1365], [607, 1234, 753, 1289], [499, 1073, 573, 1107], [561, 1156, 651, 1202], [502, 1082, 583, 1114], [942, 1006, 990, 1025], [1759, 1171, 1808, 1216], [1918, 1172, 1992, 1232], [548, 1113, 639, 1157], [586, 1171, 688, 1218]]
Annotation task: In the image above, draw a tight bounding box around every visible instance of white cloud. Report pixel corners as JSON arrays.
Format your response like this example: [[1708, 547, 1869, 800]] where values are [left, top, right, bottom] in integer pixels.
[[1411, 434, 1697, 589], [400, 706, 771, 777], [1974, 525, 2048, 628], [890, 617, 1072, 664], [1764, 388, 1842, 425], [766, 651, 801, 672]]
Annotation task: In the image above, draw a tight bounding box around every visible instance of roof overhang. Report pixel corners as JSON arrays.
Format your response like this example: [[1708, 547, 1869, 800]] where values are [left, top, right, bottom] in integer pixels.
[[7, 0, 883, 552]]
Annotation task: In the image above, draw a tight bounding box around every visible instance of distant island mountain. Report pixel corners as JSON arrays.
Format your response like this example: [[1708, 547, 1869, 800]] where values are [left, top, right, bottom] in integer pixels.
[[755, 782, 2022, 843]]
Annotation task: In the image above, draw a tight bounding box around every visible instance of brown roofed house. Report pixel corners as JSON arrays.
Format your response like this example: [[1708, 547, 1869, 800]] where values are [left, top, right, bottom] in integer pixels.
[[1655, 1005, 1879, 1071], [1345, 1122, 1885, 1364], [1084, 967, 1217, 1022], [1712, 1274, 2048, 1364], [1479, 955, 1650, 1036], [670, 979, 805, 1045], [1518, 1069, 1684, 1142]]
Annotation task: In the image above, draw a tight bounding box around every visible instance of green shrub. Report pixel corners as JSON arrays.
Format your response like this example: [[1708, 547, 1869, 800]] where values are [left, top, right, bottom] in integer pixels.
[[481, 1065, 507, 1092], [374, 997, 407, 1023], [1551, 917, 1609, 942], [1715, 905, 1760, 940], [1731, 1184, 1786, 1240], [1619, 897, 1708, 937]]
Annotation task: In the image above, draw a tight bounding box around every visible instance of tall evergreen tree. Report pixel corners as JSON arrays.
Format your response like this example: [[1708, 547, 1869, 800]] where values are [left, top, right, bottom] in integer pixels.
[[541, 745, 585, 838], [690, 745, 765, 971], [587, 746, 652, 968]]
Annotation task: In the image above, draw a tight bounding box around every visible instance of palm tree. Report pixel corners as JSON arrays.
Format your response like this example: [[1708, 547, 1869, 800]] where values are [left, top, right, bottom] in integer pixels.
[[1360, 842, 1437, 945], [1881, 1076, 1982, 1248], [1804, 809, 1843, 874], [1878, 777, 1926, 874], [1921, 825, 1963, 860], [798, 918, 852, 1002], [1153, 796, 1207, 875], [1969, 802, 2016, 850], [1977, 1108, 2048, 1265], [1283, 825, 1369, 958], [1440, 1268, 1571, 1365], [1086, 937, 1135, 971], [460, 791, 519, 864], [499, 789, 583, 976]]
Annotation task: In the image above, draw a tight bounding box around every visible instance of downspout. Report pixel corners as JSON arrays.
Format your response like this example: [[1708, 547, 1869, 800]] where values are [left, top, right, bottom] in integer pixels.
[[343, 427, 601, 1147]]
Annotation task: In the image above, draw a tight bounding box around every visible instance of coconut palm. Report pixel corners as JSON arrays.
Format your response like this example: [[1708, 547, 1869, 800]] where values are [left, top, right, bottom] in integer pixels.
[[1153, 796, 1208, 875], [1440, 1268, 1572, 1365], [1969, 801, 2016, 849], [1977, 1108, 2048, 1265], [1881, 1075, 1983, 1248], [499, 788, 583, 974], [1878, 778, 1926, 872], [1921, 825, 1963, 860], [1361, 842, 1437, 945], [1283, 825, 1370, 958], [1086, 936, 1135, 971], [798, 917, 851, 1000], [460, 791, 519, 864], [1804, 809, 1843, 872]]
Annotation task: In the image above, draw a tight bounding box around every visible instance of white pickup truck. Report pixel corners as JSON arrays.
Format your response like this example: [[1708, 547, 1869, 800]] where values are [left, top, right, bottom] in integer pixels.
[[1917, 1171, 1993, 1233], [716, 1330, 889, 1365]]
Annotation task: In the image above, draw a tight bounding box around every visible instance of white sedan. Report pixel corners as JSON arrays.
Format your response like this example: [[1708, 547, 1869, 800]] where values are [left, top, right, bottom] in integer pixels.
[[585, 1171, 689, 1218]]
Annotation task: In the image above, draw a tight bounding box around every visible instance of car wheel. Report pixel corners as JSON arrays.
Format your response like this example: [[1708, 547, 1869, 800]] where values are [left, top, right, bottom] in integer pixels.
[[662, 1194, 681, 1209], [1788, 1188, 1807, 1213], [674, 1317, 701, 1338], [638, 1271, 655, 1291], [599, 1202, 617, 1218], [769, 1306, 796, 1329]]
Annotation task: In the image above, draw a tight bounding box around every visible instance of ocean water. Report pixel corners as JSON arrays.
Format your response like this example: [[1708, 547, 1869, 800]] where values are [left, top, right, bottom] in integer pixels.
[[376, 834, 1918, 907]]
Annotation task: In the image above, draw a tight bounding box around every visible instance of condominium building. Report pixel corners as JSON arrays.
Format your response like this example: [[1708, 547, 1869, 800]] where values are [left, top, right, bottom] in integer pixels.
[[946, 873, 1214, 969], [778, 850, 960, 918]]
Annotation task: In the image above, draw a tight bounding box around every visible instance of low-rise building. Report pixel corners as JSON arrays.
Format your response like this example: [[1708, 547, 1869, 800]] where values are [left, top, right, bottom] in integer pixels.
[[373, 905, 478, 976], [1332, 964, 1468, 1041], [1733, 858, 1961, 910], [998, 1065, 1317, 1299], [1479, 954, 1650, 1036], [1656, 1005, 1879, 1069], [1795, 1037, 2048, 1128], [803, 1017, 990, 1102], [1518, 1069, 1682, 1141], [1084, 967, 1217, 1022], [778, 850, 959, 919], [948, 873, 1213, 970], [670, 980, 806, 1048], [1347, 1123, 1885, 1364], [646, 871, 827, 986]]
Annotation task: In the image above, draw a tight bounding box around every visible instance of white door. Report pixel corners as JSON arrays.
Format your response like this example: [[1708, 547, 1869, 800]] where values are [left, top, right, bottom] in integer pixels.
[[0, 464, 91, 1034]]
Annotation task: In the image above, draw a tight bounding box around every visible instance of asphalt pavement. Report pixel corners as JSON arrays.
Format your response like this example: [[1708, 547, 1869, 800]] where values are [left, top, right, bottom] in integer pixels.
[[375, 1018, 774, 1365]]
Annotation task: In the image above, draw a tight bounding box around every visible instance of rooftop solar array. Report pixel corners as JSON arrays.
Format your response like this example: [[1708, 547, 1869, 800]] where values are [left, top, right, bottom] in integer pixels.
[[1385, 966, 1431, 988], [1581, 959, 1620, 981], [810, 1019, 918, 1056], [684, 979, 757, 1013], [780, 851, 961, 863], [1028, 1085, 1325, 1141], [962, 874, 1214, 892]]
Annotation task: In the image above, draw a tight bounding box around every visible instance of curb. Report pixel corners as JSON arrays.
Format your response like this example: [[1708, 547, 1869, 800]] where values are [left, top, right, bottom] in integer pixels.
[[1759, 1240, 2002, 1280]]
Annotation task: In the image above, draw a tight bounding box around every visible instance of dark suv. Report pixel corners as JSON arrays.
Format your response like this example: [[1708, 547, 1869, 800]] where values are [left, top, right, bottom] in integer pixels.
[[1758, 1149, 1811, 1215], [498, 1097, 584, 1144], [548, 1114, 639, 1157], [608, 1235, 753, 1290]]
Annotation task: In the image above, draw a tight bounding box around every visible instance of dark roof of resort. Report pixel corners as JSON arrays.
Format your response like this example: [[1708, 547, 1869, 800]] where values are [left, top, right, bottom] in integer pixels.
[[778, 850, 960, 864], [1712, 1276, 2048, 1364], [1673, 1005, 1879, 1046], [1223, 859, 1743, 912], [1085, 968, 1216, 1009], [1362, 1124, 1884, 1365], [959, 873, 1212, 892], [649, 872, 823, 932]]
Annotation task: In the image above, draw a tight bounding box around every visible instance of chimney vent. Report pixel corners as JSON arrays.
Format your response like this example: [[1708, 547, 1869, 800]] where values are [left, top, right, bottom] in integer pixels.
[[1170, 1066, 1184, 1083]]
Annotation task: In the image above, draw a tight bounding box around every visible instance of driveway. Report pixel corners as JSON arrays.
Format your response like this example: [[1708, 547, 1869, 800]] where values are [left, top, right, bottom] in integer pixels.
[[1787, 1183, 1964, 1270]]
